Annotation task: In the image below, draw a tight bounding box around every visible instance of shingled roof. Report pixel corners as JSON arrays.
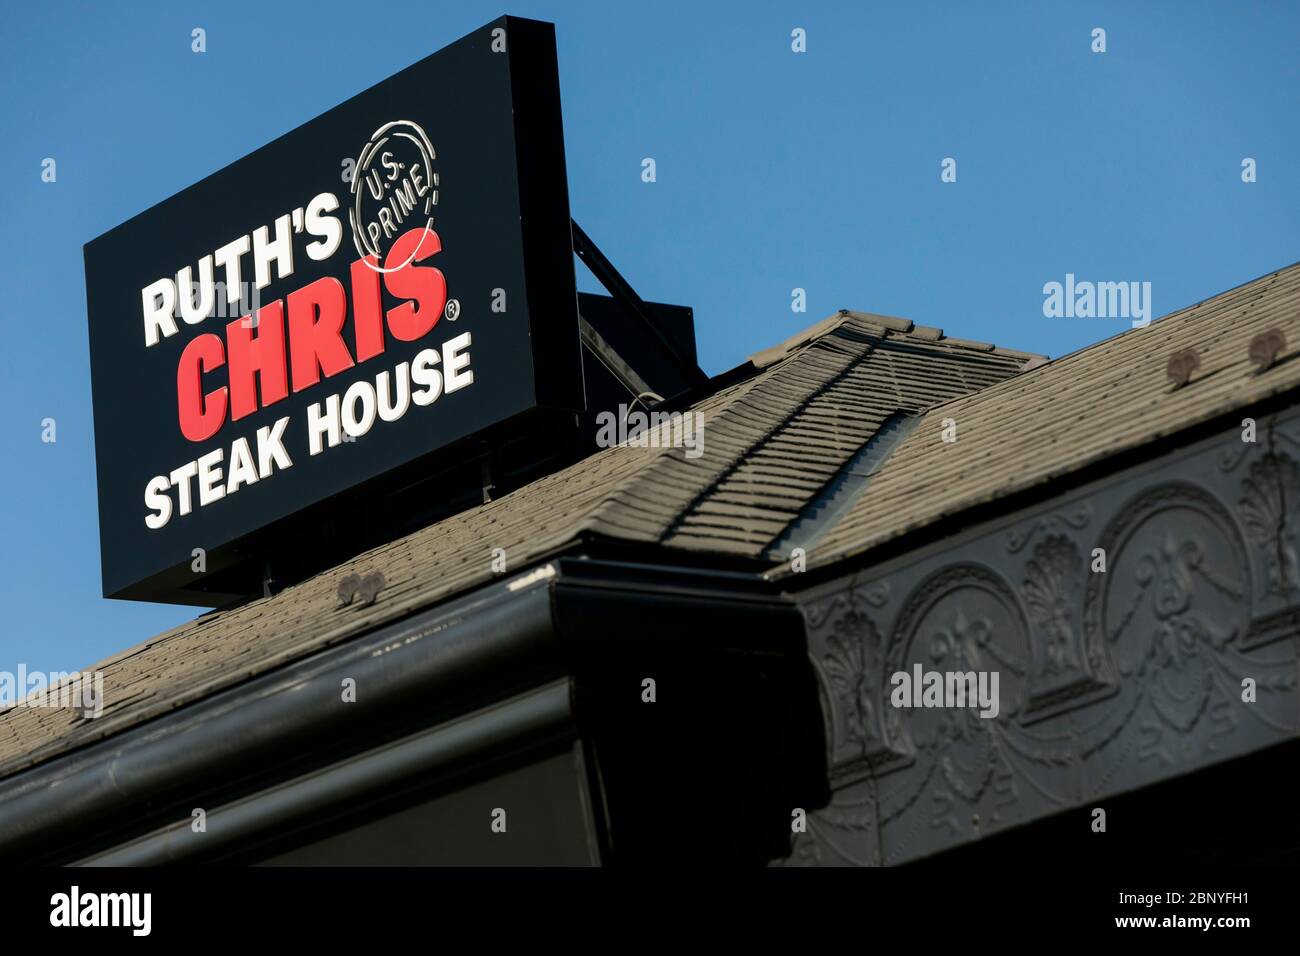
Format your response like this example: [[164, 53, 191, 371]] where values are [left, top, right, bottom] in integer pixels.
[[6, 260, 1297, 778], [0, 314, 1037, 776], [789, 260, 1300, 573]]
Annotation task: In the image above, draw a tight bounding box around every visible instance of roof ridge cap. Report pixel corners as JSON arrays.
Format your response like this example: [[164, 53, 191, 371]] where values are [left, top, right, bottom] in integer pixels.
[[746, 314, 850, 369]]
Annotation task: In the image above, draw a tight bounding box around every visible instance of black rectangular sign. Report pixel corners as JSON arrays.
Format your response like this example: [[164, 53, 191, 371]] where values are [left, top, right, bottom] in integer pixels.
[[84, 16, 582, 603]]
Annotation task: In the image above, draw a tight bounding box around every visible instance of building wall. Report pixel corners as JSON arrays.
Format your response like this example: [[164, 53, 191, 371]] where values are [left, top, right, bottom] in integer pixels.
[[779, 406, 1300, 866]]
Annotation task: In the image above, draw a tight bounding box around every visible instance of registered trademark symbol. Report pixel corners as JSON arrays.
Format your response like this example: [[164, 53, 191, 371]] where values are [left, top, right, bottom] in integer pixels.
[[445, 298, 460, 321]]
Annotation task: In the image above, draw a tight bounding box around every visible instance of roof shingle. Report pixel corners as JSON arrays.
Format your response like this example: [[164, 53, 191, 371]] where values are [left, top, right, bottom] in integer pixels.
[[797, 261, 1300, 572]]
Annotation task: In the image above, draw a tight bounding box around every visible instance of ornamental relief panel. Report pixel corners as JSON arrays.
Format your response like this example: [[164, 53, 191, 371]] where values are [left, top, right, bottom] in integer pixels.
[[795, 435, 1300, 866], [1076, 481, 1296, 797], [873, 563, 1050, 863], [806, 581, 894, 778], [1219, 424, 1300, 628], [1237, 452, 1300, 602], [1016, 533, 1114, 720]]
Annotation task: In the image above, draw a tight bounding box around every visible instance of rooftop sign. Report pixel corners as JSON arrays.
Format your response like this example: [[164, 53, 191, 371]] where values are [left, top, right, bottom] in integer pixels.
[[84, 16, 582, 603]]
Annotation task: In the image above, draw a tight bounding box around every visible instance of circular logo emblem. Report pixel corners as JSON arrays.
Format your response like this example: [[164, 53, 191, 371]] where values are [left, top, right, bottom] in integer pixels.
[[349, 120, 439, 271]]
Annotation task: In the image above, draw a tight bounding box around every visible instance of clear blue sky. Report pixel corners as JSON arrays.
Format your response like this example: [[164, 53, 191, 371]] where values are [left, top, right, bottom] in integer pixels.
[[2, 0, 1297, 675]]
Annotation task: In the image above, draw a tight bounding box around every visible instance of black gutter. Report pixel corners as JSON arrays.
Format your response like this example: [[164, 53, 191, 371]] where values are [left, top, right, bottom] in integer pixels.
[[80, 681, 575, 866], [0, 569, 564, 865]]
